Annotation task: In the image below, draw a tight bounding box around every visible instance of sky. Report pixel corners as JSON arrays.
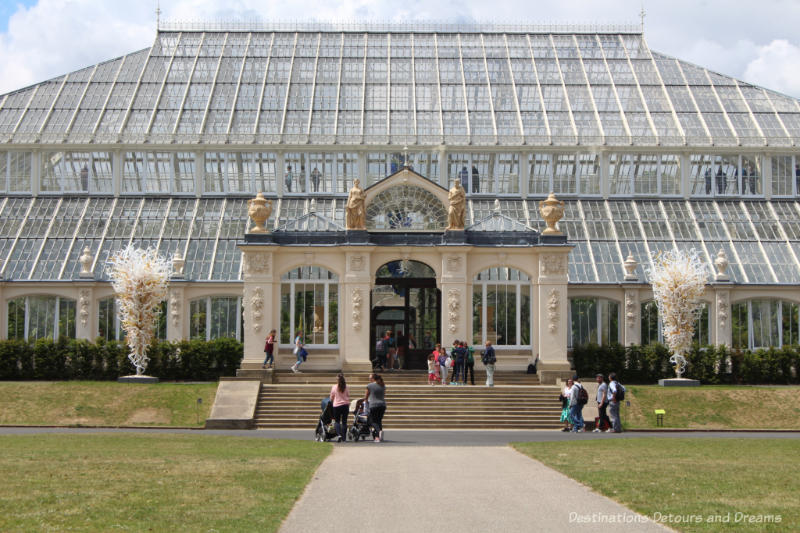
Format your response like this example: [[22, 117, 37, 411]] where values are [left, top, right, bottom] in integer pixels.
[[1, 0, 800, 98]]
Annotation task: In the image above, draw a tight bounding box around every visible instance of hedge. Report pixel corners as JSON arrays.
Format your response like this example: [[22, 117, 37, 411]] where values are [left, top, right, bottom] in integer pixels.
[[0, 338, 243, 381], [571, 342, 800, 385]]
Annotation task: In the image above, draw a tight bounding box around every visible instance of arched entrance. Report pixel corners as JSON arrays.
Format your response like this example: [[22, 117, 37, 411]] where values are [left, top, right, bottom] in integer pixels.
[[371, 260, 440, 370]]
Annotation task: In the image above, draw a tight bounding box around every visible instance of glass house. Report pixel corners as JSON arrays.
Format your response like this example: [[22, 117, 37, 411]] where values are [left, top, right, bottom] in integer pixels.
[[1, 22, 800, 379]]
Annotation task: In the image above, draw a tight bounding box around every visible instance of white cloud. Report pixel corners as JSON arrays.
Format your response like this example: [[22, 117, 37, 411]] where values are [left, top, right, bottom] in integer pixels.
[[744, 39, 800, 96]]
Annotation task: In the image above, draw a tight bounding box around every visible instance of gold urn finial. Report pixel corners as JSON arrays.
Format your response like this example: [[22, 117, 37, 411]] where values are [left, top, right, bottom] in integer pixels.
[[539, 192, 565, 235], [247, 192, 273, 234]]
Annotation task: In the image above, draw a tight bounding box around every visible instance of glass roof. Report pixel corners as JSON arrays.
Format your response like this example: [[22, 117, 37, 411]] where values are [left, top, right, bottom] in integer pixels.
[[2, 28, 798, 147], [0, 196, 797, 285]]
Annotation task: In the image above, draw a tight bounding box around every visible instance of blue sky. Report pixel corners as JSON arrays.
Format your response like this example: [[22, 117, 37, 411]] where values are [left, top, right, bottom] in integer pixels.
[[1, 0, 800, 97]]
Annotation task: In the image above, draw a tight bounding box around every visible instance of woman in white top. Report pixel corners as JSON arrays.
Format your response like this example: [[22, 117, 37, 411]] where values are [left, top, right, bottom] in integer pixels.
[[291, 330, 305, 373], [559, 378, 573, 432]]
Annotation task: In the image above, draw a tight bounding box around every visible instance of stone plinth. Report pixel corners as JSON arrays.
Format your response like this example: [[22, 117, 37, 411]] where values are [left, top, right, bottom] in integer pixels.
[[117, 375, 159, 384], [205, 380, 261, 429], [658, 377, 701, 387]]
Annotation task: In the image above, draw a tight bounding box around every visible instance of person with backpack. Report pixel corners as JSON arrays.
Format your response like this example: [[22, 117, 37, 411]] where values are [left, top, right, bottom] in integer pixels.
[[451, 340, 466, 385], [464, 342, 475, 385], [607, 372, 625, 433], [594, 373, 611, 432], [481, 340, 496, 387], [569, 374, 586, 432]]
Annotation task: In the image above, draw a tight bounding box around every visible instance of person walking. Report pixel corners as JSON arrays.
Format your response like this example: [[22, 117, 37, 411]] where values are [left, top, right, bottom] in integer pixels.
[[291, 330, 306, 373], [385, 331, 396, 371], [569, 375, 585, 432], [559, 378, 573, 432], [262, 329, 276, 369], [608, 372, 625, 433], [594, 373, 610, 432], [481, 340, 496, 387], [284, 165, 293, 193], [396, 330, 408, 370], [329, 373, 350, 442], [374, 331, 388, 371], [364, 373, 386, 442], [464, 342, 475, 385]]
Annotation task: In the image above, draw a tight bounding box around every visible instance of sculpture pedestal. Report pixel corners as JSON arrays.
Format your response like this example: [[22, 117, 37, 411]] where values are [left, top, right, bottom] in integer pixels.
[[118, 375, 159, 384], [443, 230, 466, 244], [658, 377, 700, 387]]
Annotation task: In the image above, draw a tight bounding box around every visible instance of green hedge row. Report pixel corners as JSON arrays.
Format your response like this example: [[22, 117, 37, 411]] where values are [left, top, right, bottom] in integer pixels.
[[571, 343, 800, 385], [0, 337, 243, 381]]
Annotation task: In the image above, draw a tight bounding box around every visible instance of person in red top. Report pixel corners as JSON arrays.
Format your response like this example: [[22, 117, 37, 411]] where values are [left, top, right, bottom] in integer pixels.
[[262, 329, 276, 369], [329, 373, 350, 442]]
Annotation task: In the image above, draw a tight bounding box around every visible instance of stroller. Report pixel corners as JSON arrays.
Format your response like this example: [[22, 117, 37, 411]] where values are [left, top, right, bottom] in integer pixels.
[[314, 397, 340, 442], [347, 398, 375, 442]]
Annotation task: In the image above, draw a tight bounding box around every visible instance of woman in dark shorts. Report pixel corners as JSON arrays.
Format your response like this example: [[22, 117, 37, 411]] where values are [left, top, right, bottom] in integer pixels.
[[365, 373, 386, 442]]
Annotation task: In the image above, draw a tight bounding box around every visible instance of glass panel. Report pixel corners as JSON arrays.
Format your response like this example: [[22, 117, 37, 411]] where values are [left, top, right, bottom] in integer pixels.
[[472, 286, 482, 345], [328, 285, 338, 345], [59, 298, 76, 339], [210, 297, 239, 340], [600, 299, 619, 345], [782, 302, 799, 346], [578, 154, 600, 195], [520, 285, 531, 346], [98, 297, 118, 341], [608, 154, 633, 195], [570, 298, 597, 347], [486, 283, 516, 346], [528, 154, 551, 196], [640, 301, 660, 345], [7, 297, 25, 340], [553, 154, 576, 194], [376, 260, 435, 279], [771, 156, 794, 196], [751, 300, 779, 349], [732, 301, 749, 350], [190, 298, 207, 340]]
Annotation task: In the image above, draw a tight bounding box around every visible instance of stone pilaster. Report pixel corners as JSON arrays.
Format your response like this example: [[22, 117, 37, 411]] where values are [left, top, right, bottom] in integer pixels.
[[166, 286, 184, 342], [76, 286, 94, 340], [536, 249, 572, 384], [342, 250, 372, 371], [440, 251, 468, 348], [241, 248, 274, 364], [714, 288, 731, 347], [623, 288, 640, 346]]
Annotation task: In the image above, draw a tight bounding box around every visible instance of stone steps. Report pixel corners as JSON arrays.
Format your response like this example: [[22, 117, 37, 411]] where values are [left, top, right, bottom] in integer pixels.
[[253, 382, 563, 430]]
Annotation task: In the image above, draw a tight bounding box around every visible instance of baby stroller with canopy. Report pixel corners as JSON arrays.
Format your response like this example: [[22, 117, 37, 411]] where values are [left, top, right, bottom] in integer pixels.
[[314, 397, 340, 442], [347, 398, 375, 441]]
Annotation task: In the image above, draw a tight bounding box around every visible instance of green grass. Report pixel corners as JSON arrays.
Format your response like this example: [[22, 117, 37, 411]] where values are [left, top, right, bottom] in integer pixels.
[[624, 385, 800, 429], [0, 381, 219, 427], [0, 434, 331, 532], [513, 438, 798, 532]]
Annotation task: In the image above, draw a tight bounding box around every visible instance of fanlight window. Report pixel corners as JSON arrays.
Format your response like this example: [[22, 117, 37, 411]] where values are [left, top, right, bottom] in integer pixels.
[[366, 185, 447, 230], [376, 260, 436, 279]]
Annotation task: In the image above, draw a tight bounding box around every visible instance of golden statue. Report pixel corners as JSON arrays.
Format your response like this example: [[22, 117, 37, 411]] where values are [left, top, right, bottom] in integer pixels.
[[345, 179, 367, 230], [446, 180, 466, 230]]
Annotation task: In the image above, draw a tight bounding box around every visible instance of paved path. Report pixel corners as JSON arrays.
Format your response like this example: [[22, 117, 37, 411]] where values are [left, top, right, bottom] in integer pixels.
[[278, 445, 669, 533]]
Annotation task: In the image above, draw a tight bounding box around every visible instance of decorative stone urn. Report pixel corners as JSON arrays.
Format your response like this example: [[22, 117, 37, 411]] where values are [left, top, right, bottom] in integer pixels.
[[623, 252, 639, 281], [714, 249, 729, 281], [79, 246, 93, 278], [539, 192, 565, 235], [171, 253, 185, 278], [247, 192, 273, 234]]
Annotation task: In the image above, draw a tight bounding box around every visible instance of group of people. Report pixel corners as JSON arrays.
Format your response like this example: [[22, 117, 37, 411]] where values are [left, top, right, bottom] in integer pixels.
[[427, 340, 496, 386], [374, 330, 416, 371], [329, 372, 387, 443], [262, 329, 308, 373], [284, 164, 324, 193], [559, 372, 624, 433]]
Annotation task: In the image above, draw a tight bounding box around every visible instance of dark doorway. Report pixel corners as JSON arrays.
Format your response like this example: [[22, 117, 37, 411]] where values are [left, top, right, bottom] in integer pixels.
[[370, 261, 440, 370]]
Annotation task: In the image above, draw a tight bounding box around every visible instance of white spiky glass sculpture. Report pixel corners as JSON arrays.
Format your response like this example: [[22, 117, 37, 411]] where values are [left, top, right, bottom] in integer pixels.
[[646, 249, 708, 378], [106, 245, 171, 376]]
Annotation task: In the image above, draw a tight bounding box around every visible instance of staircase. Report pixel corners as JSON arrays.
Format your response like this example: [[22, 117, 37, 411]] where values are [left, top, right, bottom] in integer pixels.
[[250, 371, 562, 430]]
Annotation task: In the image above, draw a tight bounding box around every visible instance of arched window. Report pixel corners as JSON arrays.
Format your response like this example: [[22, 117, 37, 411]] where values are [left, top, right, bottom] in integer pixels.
[[732, 299, 799, 350], [366, 185, 447, 230], [280, 266, 339, 346], [640, 301, 710, 346], [569, 298, 619, 348], [472, 267, 531, 347], [7, 295, 76, 340], [189, 296, 242, 341], [99, 297, 167, 341]]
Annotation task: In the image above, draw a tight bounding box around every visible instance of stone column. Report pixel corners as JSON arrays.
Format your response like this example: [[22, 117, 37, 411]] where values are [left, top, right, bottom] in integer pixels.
[[76, 286, 94, 340], [536, 249, 572, 384], [714, 288, 732, 347], [166, 286, 184, 341], [623, 288, 640, 346], [440, 251, 468, 349], [342, 250, 373, 372], [241, 248, 275, 365]]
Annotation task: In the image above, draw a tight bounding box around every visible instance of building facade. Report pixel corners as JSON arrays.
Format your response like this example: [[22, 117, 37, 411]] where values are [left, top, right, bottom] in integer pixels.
[[2, 23, 800, 376]]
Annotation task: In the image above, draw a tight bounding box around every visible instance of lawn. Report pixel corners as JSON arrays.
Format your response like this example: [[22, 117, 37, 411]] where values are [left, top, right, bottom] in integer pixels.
[[0, 381, 219, 427], [513, 438, 798, 533], [0, 434, 331, 532], [624, 385, 800, 430]]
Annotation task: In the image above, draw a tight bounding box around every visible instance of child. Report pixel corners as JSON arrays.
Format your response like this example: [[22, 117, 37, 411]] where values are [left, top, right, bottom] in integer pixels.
[[427, 354, 440, 385]]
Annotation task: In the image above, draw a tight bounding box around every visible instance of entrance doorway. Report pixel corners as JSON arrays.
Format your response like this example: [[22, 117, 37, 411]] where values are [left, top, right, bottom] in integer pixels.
[[370, 260, 440, 370]]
